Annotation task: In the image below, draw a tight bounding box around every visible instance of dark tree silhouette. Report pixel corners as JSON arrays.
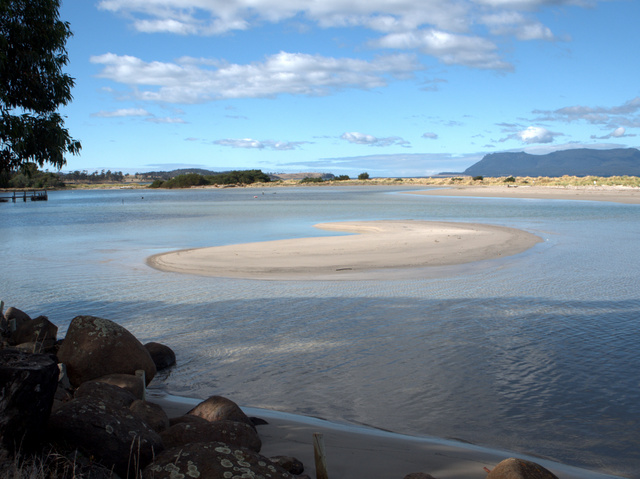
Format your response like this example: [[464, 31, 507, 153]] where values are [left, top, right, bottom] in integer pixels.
[[0, 0, 81, 173]]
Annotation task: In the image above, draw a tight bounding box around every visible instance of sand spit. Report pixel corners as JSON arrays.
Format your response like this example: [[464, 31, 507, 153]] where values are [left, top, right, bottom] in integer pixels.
[[147, 220, 542, 280]]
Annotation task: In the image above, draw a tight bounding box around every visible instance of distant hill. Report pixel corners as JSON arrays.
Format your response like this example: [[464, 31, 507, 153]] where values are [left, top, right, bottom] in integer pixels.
[[463, 148, 640, 177]]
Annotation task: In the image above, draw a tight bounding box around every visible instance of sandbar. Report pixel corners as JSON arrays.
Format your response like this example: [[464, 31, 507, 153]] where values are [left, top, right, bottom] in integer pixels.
[[408, 185, 640, 204], [147, 220, 542, 280]]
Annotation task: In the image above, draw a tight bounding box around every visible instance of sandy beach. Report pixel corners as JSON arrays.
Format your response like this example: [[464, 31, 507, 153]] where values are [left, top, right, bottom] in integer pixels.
[[407, 184, 640, 204], [147, 220, 542, 280], [150, 391, 621, 479]]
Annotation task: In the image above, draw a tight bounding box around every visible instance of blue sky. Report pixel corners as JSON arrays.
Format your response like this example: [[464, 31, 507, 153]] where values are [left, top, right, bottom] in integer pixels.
[[58, 0, 640, 177]]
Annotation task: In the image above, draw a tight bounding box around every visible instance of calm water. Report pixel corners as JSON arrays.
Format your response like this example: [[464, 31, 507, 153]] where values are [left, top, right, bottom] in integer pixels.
[[1, 186, 638, 478]]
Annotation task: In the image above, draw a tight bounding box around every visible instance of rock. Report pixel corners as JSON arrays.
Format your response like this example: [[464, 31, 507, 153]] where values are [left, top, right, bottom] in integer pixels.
[[160, 420, 262, 452], [187, 395, 254, 429], [0, 350, 59, 452], [143, 441, 294, 479], [93, 373, 145, 399], [13, 339, 57, 354], [486, 458, 559, 479], [48, 395, 164, 478], [169, 414, 209, 427], [130, 400, 170, 433], [270, 455, 305, 475], [10, 315, 57, 346], [4, 307, 31, 330], [144, 342, 176, 371], [74, 380, 137, 409], [403, 474, 438, 479], [57, 315, 156, 387]]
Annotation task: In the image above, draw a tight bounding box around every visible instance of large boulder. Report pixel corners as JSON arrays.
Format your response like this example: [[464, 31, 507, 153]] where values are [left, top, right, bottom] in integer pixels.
[[48, 395, 164, 478], [160, 420, 262, 452], [130, 400, 170, 433], [143, 442, 294, 479], [10, 315, 58, 346], [187, 395, 254, 429], [0, 350, 59, 452], [74, 380, 137, 409], [144, 342, 176, 371], [486, 458, 559, 479], [3, 307, 31, 330], [57, 316, 156, 387], [93, 373, 145, 399]]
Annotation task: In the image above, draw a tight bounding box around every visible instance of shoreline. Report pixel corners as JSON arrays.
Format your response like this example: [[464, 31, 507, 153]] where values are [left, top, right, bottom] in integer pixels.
[[149, 390, 624, 479], [146, 220, 542, 280], [407, 184, 640, 204]]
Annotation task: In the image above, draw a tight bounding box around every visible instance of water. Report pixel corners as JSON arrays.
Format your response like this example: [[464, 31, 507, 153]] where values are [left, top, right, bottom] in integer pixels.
[[1, 186, 638, 478]]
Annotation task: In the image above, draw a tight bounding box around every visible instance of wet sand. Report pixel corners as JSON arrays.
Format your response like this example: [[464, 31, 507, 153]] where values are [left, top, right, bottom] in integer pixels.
[[151, 391, 621, 479], [408, 185, 640, 204], [147, 220, 543, 280]]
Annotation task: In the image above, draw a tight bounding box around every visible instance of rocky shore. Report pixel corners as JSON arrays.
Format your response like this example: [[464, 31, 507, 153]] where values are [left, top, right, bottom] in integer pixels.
[[0, 304, 564, 478]]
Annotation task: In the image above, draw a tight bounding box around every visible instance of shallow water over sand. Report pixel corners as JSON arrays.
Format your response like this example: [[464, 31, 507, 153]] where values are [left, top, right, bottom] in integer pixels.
[[1, 186, 638, 477]]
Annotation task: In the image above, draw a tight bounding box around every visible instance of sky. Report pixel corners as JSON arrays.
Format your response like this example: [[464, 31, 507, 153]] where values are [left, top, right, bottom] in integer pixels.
[[57, 0, 640, 177]]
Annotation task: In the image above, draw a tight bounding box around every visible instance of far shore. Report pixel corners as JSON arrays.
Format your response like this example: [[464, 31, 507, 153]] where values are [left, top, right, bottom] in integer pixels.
[[147, 220, 542, 280], [407, 184, 640, 204]]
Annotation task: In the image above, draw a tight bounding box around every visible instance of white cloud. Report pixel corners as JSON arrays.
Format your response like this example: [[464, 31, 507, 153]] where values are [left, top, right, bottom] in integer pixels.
[[341, 132, 411, 147], [90, 52, 420, 103], [590, 126, 637, 140], [533, 97, 640, 126], [422, 132, 439, 139], [373, 29, 512, 70], [91, 108, 150, 117], [517, 126, 558, 144], [146, 117, 187, 124], [214, 138, 310, 150], [96, 0, 582, 71]]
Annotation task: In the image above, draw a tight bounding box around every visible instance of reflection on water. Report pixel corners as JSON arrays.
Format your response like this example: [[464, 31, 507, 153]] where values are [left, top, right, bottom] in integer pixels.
[[0, 186, 638, 478]]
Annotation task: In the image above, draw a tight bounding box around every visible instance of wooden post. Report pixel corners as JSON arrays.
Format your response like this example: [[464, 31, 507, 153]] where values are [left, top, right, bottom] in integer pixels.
[[313, 433, 329, 479], [135, 369, 146, 400]]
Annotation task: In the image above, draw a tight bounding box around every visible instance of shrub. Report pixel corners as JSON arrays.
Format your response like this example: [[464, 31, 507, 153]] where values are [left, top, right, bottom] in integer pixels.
[[504, 176, 516, 183], [300, 177, 324, 183], [472, 175, 484, 181], [358, 172, 370, 180]]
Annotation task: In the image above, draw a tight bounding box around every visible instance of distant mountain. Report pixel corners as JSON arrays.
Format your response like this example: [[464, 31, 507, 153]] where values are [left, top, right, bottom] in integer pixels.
[[463, 148, 640, 177]]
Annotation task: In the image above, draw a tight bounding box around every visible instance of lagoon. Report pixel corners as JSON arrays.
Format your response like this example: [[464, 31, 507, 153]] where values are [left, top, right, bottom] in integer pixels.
[[1, 185, 638, 477]]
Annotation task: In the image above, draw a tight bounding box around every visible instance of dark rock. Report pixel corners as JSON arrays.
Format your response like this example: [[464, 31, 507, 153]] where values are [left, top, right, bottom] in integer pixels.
[[403, 473, 438, 479], [3, 307, 31, 331], [160, 420, 262, 452], [251, 416, 269, 426], [486, 458, 559, 479], [0, 350, 59, 452], [13, 339, 57, 354], [270, 455, 305, 475], [10, 316, 57, 346], [93, 373, 145, 399], [187, 395, 254, 429], [144, 342, 176, 371], [48, 395, 164, 478], [74, 380, 137, 409], [143, 441, 294, 479], [169, 414, 209, 427], [130, 400, 170, 433], [57, 315, 156, 387]]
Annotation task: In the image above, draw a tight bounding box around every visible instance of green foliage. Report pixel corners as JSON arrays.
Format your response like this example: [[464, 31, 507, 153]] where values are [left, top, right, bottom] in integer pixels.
[[0, 162, 64, 188], [206, 169, 271, 185], [147, 170, 271, 188], [358, 172, 370, 180], [334, 175, 350, 181], [0, 0, 81, 173], [504, 176, 516, 183], [162, 173, 209, 188], [300, 176, 324, 183], [472, 175, 484, 181], [60, 169, 124, 183]]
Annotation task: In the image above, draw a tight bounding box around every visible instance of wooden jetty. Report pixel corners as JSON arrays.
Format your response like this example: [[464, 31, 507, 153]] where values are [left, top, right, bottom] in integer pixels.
[[0, 190, 48, 203]]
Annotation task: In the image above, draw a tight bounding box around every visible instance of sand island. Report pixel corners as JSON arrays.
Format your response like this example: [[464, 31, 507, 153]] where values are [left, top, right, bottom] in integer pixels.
[[147, 220, 542, 280]]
